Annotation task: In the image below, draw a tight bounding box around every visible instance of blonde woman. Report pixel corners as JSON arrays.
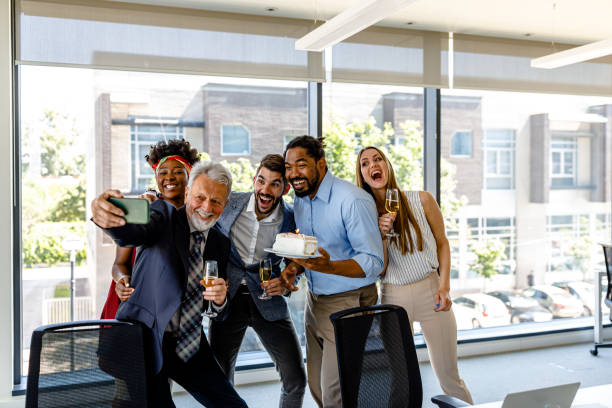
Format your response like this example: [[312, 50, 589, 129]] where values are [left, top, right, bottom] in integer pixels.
[[356, 146, 473, 404]]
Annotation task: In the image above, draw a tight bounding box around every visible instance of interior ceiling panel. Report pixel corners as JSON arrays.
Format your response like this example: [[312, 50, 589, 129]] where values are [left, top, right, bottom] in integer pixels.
[[111, 0, 612, 45]]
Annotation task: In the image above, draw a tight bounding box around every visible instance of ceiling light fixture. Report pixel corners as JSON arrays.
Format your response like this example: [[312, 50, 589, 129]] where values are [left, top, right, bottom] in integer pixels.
[[295, 0, 418, 52], [531, 37, 612, 69]]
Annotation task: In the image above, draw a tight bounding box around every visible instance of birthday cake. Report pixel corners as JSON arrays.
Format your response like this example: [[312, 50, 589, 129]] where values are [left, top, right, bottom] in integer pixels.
[[272, 232, 318, 256]]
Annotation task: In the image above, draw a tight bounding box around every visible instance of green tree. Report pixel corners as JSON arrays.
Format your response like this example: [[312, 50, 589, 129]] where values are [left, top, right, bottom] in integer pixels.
[[39, 110, 85, 177], [470, 239, 506, 289], [49, 177, 86, 222], [568, 234, 593, 280], [221, 158, 256, 192]]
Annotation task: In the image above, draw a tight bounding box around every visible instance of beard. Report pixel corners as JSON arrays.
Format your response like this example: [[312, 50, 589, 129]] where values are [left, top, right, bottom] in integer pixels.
[[291, 169, 320, 198], [255, 192, 282, 216], [187, 208, 218, 232]]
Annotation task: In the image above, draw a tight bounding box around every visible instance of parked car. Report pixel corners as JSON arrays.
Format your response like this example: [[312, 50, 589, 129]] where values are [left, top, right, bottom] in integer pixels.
[[486, 290, 553, 324], [521, 285, 584, 318], [552, 281, 605, 316], [453, 293, 511, 329]]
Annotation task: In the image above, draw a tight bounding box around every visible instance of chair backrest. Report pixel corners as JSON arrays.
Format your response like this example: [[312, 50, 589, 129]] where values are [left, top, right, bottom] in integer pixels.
[[26, 319, 148, 408], [330, 304, 423, 408], [602, 244, 612, 315]]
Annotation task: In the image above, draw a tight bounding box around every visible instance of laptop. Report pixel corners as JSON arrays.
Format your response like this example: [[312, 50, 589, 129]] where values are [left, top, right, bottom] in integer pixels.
[[501, 382, 580, 408]]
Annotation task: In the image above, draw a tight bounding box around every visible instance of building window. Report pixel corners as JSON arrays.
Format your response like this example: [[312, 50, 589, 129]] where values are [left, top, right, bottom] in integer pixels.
[[450, 130, 473, 157], [484, 129, 515, 190], [222, 124, 251, 155], [131, 122, 184, 192], [550, 137, 577, 188]]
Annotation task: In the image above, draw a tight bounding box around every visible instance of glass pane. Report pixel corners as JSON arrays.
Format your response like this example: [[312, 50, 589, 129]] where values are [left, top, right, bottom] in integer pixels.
[[322, 82, 424, 191], [19, 65, 308, 375], [442, 88, 612, 331], [499, 151, 511, 175], [552, 152, 561, 174], [563, 152, 574, 174], [486, 151, 497, 174]]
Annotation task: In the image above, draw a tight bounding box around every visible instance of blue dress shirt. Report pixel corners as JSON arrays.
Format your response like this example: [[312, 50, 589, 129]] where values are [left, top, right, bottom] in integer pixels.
[[293, 171, 384, 295]]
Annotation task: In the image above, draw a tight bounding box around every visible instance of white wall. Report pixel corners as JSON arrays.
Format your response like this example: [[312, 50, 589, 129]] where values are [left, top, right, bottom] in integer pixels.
[[0, 0, 19, 405]]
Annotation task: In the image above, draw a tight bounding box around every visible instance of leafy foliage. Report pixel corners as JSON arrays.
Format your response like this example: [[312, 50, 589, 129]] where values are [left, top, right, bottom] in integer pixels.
[[22, 221, 87, 267], [469, 239, 507, 280], [38, 110, 85, 177], [49, 177, 86, 222], [221, 158, 256, 193]]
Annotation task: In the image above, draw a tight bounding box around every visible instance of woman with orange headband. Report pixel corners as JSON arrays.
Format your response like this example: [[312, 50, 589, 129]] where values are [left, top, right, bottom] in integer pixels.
[[100, 139, 200, 318]]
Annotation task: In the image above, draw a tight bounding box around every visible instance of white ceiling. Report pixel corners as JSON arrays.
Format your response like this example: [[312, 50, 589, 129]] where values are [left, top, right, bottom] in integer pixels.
[[116, 0, 612, 45]]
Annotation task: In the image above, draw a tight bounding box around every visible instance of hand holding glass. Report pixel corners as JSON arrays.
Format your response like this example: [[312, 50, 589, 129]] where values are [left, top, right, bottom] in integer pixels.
[[202, 260, 218, 318], [259, 259, 272, 300], [385, 189, 400, 238]]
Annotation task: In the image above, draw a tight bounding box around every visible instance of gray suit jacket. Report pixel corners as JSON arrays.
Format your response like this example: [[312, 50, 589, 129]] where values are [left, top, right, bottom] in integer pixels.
[[215, 191, 295, 322]]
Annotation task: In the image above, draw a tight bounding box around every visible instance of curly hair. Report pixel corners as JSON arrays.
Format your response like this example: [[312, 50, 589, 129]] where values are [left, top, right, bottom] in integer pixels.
[[145, 139, 200, 167]]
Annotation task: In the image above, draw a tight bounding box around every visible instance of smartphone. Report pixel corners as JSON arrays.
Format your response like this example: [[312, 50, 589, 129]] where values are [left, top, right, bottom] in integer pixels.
[[108, 197, 150, 224]]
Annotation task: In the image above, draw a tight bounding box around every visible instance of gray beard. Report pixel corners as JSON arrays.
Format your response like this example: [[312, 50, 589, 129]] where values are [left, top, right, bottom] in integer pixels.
[[188, 210, 217, 232]]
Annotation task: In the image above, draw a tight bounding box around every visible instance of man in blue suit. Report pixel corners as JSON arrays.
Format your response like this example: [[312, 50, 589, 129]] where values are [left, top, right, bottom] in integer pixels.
[[91, 161, 247, 408], [210, 154, 306, 408]]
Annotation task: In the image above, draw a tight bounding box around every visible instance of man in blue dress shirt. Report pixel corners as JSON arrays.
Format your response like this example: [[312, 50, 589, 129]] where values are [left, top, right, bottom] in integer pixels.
[[281, 136, 384, 408]]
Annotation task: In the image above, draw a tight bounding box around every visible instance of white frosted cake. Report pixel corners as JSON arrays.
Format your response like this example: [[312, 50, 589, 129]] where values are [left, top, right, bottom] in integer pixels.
[[273, 232, 318, 255]]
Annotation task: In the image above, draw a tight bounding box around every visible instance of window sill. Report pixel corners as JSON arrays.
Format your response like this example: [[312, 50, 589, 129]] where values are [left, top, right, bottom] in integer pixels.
[[550, 185, 595, 190]]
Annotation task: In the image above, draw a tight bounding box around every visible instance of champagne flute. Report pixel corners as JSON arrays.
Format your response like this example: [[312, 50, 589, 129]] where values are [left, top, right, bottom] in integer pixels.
[[202, 260, 218, 318], [385, 189, 400, 238], [259, 259, 272, 300]]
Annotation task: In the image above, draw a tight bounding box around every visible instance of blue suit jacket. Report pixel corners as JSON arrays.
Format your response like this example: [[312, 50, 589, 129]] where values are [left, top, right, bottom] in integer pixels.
[[105, 200, 230, 374], [215, 192, 295, 322]]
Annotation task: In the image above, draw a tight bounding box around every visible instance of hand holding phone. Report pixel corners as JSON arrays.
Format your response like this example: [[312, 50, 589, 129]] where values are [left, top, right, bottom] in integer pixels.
[[108, 197, 150, 224]]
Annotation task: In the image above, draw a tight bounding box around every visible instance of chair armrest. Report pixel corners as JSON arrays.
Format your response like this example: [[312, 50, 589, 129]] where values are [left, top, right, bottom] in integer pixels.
[[431, 394, 471, 408]]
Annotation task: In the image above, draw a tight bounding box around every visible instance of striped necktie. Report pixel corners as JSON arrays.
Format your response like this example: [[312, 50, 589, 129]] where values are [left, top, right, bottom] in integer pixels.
[[176, 231, 204, 362]]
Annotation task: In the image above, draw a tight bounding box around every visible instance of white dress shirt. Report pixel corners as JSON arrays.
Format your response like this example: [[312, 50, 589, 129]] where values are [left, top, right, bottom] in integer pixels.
[[230, 193, 283, 267]]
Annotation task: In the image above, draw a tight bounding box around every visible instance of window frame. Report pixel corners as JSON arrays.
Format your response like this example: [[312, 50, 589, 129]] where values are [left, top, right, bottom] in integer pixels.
[[483, 128, 515, 190], [550, 136, 577, 188]]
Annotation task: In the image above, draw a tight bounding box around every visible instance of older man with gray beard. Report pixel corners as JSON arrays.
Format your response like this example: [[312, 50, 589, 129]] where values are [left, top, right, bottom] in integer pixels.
[[91, 161, 247, 408]]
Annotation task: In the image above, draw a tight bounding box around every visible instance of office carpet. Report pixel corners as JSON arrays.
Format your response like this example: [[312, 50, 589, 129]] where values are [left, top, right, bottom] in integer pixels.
[[174, 342, 612, 407]]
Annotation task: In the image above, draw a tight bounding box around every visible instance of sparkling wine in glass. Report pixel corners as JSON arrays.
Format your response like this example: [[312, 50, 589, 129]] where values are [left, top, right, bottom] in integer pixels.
[[385, 189, 400, 238], [259, 259, 272, 300], [202, 260, 218, 318]]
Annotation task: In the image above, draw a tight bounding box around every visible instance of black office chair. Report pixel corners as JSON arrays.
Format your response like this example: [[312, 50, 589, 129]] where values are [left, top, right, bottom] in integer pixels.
[[330, 304, 469, 408], [590, 243, 612, 356], [26, 319, 148, 408]]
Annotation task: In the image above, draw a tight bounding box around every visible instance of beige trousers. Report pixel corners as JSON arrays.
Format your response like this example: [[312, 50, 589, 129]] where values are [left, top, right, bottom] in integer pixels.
[[305, 284, 378, 408], [382, 272, 473, 404]]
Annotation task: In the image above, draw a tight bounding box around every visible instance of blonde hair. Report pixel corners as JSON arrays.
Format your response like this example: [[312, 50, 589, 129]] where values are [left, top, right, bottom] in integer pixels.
[[356, 146, 423, 255]]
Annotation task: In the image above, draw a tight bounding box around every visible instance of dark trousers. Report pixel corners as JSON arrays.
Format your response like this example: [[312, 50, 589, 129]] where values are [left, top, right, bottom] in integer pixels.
[[209, 289, 306, 408], [146, 331, 248, 408]]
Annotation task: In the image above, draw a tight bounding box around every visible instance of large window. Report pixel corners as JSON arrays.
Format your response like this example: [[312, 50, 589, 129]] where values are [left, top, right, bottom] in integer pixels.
[[19, 65, 308, 375], [322, 82, 424, 191], [442, 88, 612, 329]]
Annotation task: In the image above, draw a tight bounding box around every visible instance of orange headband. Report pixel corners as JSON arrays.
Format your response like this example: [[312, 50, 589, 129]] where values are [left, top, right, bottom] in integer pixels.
[[151, 155, 192, 174]]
